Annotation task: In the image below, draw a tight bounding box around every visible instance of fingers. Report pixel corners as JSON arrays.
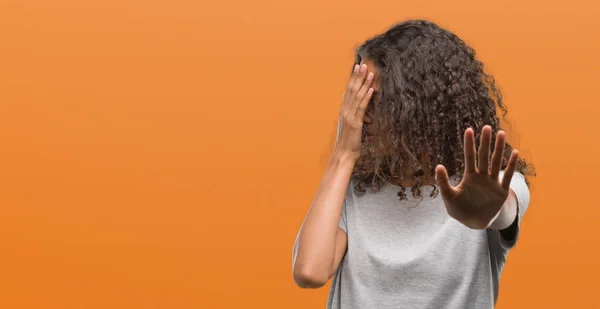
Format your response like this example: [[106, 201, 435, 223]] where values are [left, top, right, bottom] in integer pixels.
[[435, 165, 456, 199], [355, 87, 374, 119], [341, 65, 360, 108], [354, 72, 374, 109], [352, 67, 373, 111], [478, 126, 492, 173], [347, 64, 368, 98], [501, 149, 519, 191], [463, 128, 476, 173], [336, 116, 342, 140], [489, 130, 506, 179], [346, 63, 374, 119], [347, 64, 360, 90]]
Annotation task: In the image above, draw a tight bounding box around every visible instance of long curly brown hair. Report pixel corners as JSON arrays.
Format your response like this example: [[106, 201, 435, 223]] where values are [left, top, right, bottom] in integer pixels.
[[351, 20, 535, 199]]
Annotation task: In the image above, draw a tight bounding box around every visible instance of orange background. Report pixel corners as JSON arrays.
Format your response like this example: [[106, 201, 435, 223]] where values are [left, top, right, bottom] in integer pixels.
[[1, 0, 598, 308]]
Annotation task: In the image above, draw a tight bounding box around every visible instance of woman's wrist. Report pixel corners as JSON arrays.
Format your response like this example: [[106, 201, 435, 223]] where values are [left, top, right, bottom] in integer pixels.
[[330, 151, 359, 169]]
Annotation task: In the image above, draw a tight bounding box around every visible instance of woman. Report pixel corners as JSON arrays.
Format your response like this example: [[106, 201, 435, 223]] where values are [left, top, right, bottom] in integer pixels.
[[292, 20, 534, 309]]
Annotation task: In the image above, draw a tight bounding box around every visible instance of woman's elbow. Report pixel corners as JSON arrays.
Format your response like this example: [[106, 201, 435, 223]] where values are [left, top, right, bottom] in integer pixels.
[[292, 264, 328, 289]]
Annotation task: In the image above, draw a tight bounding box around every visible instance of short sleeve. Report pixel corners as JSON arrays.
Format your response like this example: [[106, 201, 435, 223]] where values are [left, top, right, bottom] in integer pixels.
[[493, 171, 531, 250]]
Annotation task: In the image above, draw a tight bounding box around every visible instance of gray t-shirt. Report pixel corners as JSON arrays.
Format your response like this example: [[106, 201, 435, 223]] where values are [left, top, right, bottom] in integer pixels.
[[327, 172, 530, 309]]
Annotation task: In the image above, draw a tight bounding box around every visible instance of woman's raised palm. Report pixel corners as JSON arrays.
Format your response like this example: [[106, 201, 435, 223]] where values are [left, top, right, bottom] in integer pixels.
[[435, 126, 519, 229]]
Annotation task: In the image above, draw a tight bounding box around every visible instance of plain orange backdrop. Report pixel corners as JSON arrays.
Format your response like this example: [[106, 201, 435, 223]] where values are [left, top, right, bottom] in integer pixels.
[[1, 0, 599, 308]]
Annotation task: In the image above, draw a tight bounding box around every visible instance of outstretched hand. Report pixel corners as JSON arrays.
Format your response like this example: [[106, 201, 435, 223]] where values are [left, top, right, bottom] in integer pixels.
[[435, 126, 519, 230]]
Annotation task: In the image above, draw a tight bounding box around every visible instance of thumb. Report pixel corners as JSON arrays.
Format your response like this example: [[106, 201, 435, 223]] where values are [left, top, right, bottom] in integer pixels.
[[435, 165, 455, 198]]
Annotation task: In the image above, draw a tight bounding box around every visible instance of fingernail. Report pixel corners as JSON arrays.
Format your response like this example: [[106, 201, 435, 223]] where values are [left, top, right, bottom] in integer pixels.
[[360, 64, 366, 72], [367, 87, 373, 94], [367, 72, 373, 80], [354, 65, 359, 73]]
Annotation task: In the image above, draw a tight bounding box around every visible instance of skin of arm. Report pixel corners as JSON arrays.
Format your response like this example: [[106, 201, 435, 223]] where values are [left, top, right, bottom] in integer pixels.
[[292, 63, 375, 289], [292, 153, 354, 289]]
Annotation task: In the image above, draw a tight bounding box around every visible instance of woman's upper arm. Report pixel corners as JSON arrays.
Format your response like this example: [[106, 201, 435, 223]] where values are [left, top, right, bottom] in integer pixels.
[[329, 227, 348, 279]]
